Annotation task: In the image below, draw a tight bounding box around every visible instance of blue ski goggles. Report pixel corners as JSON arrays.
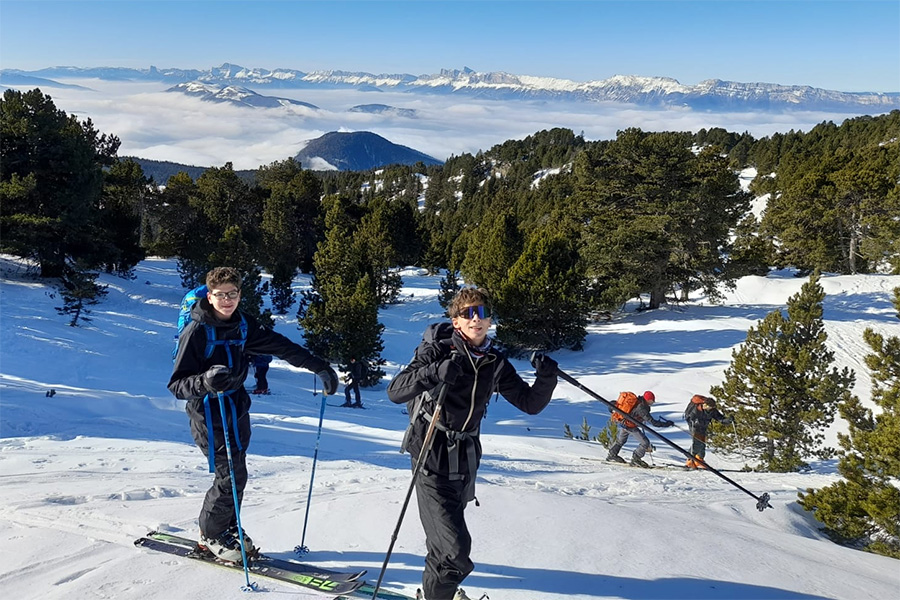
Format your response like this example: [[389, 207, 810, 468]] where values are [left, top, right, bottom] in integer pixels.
[[456, 305, 491, 320]]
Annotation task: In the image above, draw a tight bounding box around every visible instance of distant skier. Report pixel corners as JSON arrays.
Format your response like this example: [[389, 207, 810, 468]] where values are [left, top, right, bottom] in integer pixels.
[[341, 356, 364, 408], [605, 390, 674, 468], [683, 395, 733, 468], [388, 287, 558, 600], [250, 354, 272, 394], [168, 267, 338, 562]]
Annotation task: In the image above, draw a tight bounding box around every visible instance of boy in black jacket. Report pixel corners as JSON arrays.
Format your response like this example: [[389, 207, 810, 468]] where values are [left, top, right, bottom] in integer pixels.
[[168, 267, 338, 562], [387, 287, 558, 600]]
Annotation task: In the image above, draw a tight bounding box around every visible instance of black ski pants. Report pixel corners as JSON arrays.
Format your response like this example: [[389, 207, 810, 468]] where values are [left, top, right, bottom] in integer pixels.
[[345, 380, 361, 404], [186, 394, 252, 538], [254, 364, 269, 391], [414, 468, 474, 600]]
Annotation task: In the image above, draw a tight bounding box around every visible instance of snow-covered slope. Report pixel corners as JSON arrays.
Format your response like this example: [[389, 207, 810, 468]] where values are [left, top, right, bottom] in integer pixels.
[[1, 256, 898, 599]]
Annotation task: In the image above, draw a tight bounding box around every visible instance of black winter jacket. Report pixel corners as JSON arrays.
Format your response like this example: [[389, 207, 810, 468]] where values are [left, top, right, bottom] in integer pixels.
[[387, 328, 556, 478], [684, 403, 729, 434], [168, 298, 327, 408], [347, 360, 365, 384]]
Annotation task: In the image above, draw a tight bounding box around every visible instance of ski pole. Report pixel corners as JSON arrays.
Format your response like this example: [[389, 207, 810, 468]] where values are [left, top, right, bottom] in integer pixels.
[[312, 372, 318, 396], [294, 391, 328, 556], [216, 391, 258, 591], [554, 369, 773, 512], [732, 420, 747, 462], [371, 381, 451, 599]]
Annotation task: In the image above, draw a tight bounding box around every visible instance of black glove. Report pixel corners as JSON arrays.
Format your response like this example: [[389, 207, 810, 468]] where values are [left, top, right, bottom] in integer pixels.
[[436, 353, 468, 385], [661, 419, 675, 428], [202, 365, 233, 393], [530, 352, 558, 377], [722, 416, 735, 425], [317, 367, 339, 396]]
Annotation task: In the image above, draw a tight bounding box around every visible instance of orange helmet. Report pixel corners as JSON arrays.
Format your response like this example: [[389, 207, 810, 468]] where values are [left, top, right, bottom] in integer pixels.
[[643, 390, 656, 403]]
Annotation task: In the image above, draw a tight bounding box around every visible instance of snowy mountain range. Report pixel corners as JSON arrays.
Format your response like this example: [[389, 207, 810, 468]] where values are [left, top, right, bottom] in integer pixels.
[[165, 81, 319, 109], [4, 63, 898, 111]]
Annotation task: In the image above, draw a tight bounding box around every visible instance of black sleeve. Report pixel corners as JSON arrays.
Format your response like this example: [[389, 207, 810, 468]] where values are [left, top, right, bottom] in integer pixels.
[[495, 358, 556, 415], [167, 321, 211, 401], [244, 318, 328, 373], [386, 343, 443, 404], [648, 413, 671, 427], [711, 408, 728, 422]]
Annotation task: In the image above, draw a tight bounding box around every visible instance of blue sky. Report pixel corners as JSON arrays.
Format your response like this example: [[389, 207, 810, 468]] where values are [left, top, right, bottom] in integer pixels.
[[1, 0, 898, 92]]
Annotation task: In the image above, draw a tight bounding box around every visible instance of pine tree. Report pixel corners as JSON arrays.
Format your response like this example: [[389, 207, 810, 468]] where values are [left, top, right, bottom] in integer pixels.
[[710, 272, 855, 471], [153, 164, 269, 323], [438, 269, 461, 312], [757, 114, 900, 274], [55, 261, 109, 326], [99, 158, 150, 276], [460, 207, 522, 297], [209, 225, 271, 327], [356, 198, 402, 307], [1, 88, 123, 277], [152, 173, 210, 287], [495, 225, 588, 354], [730, 215, 773, 277], [577, 129, 748, 310], [798, 287, 900, 557], [300, 197, 385, 384], [257, 158, 324, 313]]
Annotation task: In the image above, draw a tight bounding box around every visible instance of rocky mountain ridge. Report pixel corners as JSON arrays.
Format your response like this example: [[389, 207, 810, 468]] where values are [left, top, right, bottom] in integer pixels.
[[4, 63, 897, 111]]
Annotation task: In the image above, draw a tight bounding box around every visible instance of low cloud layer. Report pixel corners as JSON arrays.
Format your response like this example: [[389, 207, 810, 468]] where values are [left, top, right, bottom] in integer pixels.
[[23, 79, 883, 170]]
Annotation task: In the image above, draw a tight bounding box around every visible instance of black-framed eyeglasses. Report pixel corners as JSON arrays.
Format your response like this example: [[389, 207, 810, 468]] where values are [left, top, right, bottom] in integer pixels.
[[457, 305, 490, 319], [211, 290, 240, 300]]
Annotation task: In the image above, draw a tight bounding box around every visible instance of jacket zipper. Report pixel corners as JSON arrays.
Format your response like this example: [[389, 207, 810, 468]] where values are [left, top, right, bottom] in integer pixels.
[[461, 348, 477, 431]]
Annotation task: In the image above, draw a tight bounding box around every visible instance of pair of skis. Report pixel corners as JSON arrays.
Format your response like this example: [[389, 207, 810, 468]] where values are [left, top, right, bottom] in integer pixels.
[[580, 455, 747, 472], [134, 531, 414, 599]]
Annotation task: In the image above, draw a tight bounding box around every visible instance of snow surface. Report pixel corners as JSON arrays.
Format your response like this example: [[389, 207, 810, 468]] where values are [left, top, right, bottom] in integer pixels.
[[1, 255, 899, 600]]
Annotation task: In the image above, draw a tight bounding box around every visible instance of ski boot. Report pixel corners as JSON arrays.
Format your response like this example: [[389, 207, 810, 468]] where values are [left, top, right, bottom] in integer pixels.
[[630, 455, 651, 468]]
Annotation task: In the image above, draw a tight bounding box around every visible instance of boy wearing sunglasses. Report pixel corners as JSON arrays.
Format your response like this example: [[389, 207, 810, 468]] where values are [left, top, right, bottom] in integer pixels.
[[168, 266, 339, 562], [387, 287, 559, 600]]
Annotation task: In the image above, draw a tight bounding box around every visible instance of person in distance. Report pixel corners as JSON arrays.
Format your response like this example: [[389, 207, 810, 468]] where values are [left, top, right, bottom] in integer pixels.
[[606, 390, 674, 468], [683, 395, 734, 468]]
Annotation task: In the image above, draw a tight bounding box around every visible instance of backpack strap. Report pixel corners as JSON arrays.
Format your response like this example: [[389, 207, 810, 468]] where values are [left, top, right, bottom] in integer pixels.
[[420, 407, 480, 503], [202, 315, 248, 366]]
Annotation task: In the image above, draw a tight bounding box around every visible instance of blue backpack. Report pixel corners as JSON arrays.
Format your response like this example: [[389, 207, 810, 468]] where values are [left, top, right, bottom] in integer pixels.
[[173, 285, 248, 367]]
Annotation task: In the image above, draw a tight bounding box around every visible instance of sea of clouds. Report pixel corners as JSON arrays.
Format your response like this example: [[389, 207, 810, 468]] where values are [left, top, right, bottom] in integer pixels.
[[30, 78, 883, 170]]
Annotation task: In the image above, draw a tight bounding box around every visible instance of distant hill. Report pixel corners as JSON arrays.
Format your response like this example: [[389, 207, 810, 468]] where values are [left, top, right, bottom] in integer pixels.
[[128, 131, 441, 181], [294, 131, 442, 171], [126, 158, 256, 184], [0, 72, 90, 90]]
